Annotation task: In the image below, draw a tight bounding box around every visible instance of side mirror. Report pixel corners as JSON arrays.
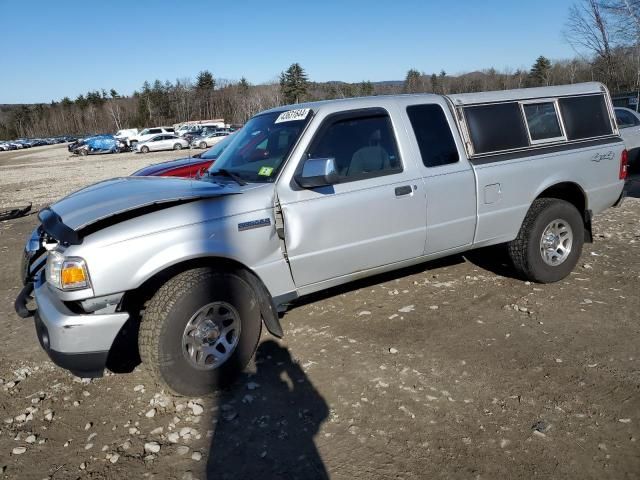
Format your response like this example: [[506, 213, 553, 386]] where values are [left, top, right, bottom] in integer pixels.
[[295, 157, 339, 188]]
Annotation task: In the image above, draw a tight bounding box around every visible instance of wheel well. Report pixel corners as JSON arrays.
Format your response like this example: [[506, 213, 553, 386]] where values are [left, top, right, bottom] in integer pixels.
[[110, 257, 282, 372], [124, 257, 256, 311], [537, 182, 585, 213], [536, 182, 592, 242]]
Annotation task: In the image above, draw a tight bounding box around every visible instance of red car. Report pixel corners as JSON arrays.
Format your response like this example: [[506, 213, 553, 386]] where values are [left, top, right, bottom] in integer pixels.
[[131, 134, 232, 177]]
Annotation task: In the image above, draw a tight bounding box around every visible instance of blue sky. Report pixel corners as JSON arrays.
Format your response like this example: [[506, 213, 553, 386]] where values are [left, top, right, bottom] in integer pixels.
[[1, 0, 577, 104]]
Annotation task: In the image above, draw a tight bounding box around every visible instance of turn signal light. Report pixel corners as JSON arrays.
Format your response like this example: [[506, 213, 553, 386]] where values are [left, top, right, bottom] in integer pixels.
[[61, 260, 89, 289]]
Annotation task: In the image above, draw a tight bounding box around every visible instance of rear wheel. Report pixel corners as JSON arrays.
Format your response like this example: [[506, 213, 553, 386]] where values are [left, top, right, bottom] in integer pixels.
[[199, 141, 207, 149], [139, 268, 262, 396], [140, 146, 149, 154], [508, 198, 584, 283], [174, 143, 183, 150]]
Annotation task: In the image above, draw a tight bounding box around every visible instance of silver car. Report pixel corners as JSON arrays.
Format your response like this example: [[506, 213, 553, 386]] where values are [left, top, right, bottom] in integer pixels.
[[135, 134, 189, 153]]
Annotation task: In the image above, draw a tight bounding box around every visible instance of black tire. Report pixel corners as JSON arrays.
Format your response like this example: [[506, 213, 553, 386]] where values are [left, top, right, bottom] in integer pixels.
[[139, 267, 262, 396], [199, 141, 207, 149], [140, 146, 149, 154], [174, 143, 182, 150], [508, 198, 584, 283]]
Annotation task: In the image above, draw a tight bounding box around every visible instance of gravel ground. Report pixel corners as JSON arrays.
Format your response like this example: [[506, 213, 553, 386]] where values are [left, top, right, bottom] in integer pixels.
[[0, 144, 197, 209], [0, 145, 639, 479]]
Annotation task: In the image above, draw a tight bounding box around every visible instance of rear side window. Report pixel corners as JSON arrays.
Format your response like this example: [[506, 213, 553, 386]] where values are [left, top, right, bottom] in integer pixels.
[[308, 112, 402, 181], [522, 102, 565, 142], [464, 102, 529, 154], [406, 104, 459, 167], [558, 95, 613, 140], [149, 129, 161, 134]]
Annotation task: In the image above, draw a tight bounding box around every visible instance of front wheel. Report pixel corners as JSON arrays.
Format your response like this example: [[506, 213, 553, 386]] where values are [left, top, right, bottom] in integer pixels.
[[508, 198, 584, 283], [174, 143, 183, 150], [199, 141, 207, 149], [139, 268, 262, 396]]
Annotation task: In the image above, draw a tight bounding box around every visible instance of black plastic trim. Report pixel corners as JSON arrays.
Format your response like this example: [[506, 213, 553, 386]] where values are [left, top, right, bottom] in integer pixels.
[[469, 137, 624, 165], [14, 282, 35, 318], [38, 208, 80, 245]]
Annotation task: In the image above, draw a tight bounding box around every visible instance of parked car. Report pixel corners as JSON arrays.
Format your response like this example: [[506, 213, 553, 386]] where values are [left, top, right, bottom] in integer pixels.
[[615, 107, 640, 172], [176, 122, 225, 137], [68, 135, 128, 155], [191, 131, 230, 149], [135, 134, 189, 153], [129, 127, 176, 146], [16, 82, 627, 395], [114, 128, 139, 146], [132, 134, 234, 177]]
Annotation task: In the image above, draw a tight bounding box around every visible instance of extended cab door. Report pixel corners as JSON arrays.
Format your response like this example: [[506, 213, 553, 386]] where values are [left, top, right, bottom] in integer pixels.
[[276, 106, 427, 288], [397, 100, 476, 255]]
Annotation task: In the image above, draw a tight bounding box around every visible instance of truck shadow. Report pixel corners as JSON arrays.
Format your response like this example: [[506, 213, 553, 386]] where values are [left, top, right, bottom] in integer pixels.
[[205, 340, 329, 479], [286, 254, 466, 310]]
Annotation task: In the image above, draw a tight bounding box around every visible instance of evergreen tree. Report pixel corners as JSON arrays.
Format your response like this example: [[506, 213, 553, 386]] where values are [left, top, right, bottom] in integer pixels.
[[404, 69, 422, 93], [359, 80, 374, 96], [431, 73, 439, 93], [238, 77, 250, 94], [75, 94, 88, 109], [196, 70, 216, 91], [529, 56, 552, 86], [280, 63, 309, 104]]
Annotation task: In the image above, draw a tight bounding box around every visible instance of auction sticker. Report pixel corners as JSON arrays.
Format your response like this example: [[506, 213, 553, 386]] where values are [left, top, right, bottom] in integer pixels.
[[274, 108, 310, 123], [258, 166, 274, 176]]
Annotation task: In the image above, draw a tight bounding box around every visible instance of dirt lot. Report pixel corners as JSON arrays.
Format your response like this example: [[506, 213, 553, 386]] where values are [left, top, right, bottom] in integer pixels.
[[0, 145, 639, 479]]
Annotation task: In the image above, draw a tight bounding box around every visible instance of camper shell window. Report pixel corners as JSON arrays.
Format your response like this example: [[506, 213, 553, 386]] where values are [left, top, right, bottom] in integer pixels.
[[461, 93, 615, 157]]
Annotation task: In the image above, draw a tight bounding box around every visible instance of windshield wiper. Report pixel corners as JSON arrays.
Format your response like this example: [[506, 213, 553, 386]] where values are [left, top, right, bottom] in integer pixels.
[[208, 168, 247, 186]]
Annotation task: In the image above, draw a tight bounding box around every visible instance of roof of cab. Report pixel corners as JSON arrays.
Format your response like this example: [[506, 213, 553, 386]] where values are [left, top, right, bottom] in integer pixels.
[[261, 82, 608, 115], [260, 93, 443, 115]]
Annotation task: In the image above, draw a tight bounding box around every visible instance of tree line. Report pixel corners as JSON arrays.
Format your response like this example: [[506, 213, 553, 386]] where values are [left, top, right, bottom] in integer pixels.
[[1, 0, 638, 140]]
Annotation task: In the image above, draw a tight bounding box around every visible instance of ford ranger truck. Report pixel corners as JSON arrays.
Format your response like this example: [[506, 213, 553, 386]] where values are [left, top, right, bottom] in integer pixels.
[[16, 82, 627, 396]]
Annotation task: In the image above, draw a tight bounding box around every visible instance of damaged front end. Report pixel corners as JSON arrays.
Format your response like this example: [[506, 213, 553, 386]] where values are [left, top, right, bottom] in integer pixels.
[[14, 176, 242, 378]]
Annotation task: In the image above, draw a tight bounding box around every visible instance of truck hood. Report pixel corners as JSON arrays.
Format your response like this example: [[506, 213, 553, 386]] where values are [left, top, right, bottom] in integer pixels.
[[42, 176, 244, 233]]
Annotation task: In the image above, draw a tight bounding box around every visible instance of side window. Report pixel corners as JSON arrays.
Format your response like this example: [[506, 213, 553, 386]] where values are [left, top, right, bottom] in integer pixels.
[[522, 102, 565, 142], [558, 94, 613, 140], [464, 102, 530, 154], [150, 129, 161, 134], [308, 113, 402, 181], [406, 104, 459, 167], [616, 109, 639, 129]]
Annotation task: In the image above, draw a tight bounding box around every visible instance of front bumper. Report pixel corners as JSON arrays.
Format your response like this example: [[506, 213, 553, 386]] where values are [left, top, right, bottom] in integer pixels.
[[15, 280, 130, 378]]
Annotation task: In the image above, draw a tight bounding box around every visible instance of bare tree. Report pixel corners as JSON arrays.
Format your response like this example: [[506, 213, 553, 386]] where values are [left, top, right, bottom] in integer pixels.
[[565, 0, 618, 87], [603, 0, 640, 107]]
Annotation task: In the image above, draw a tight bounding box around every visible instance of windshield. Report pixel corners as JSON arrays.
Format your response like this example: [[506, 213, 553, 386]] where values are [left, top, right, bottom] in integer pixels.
[[206, 109, 311, 183], [200, 134, 234, 159]]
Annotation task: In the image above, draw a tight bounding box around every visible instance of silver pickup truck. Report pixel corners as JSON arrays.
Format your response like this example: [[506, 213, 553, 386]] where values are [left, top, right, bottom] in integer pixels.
[[15, 82, 627, 395]]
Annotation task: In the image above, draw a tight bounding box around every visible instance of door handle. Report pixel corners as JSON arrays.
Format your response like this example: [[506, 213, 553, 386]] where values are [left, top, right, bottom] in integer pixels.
[[395, 185, 412, 196]]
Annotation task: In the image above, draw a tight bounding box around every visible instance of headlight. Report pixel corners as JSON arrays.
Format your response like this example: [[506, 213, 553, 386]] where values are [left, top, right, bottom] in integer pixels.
[[46, 251, 90, 290]]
